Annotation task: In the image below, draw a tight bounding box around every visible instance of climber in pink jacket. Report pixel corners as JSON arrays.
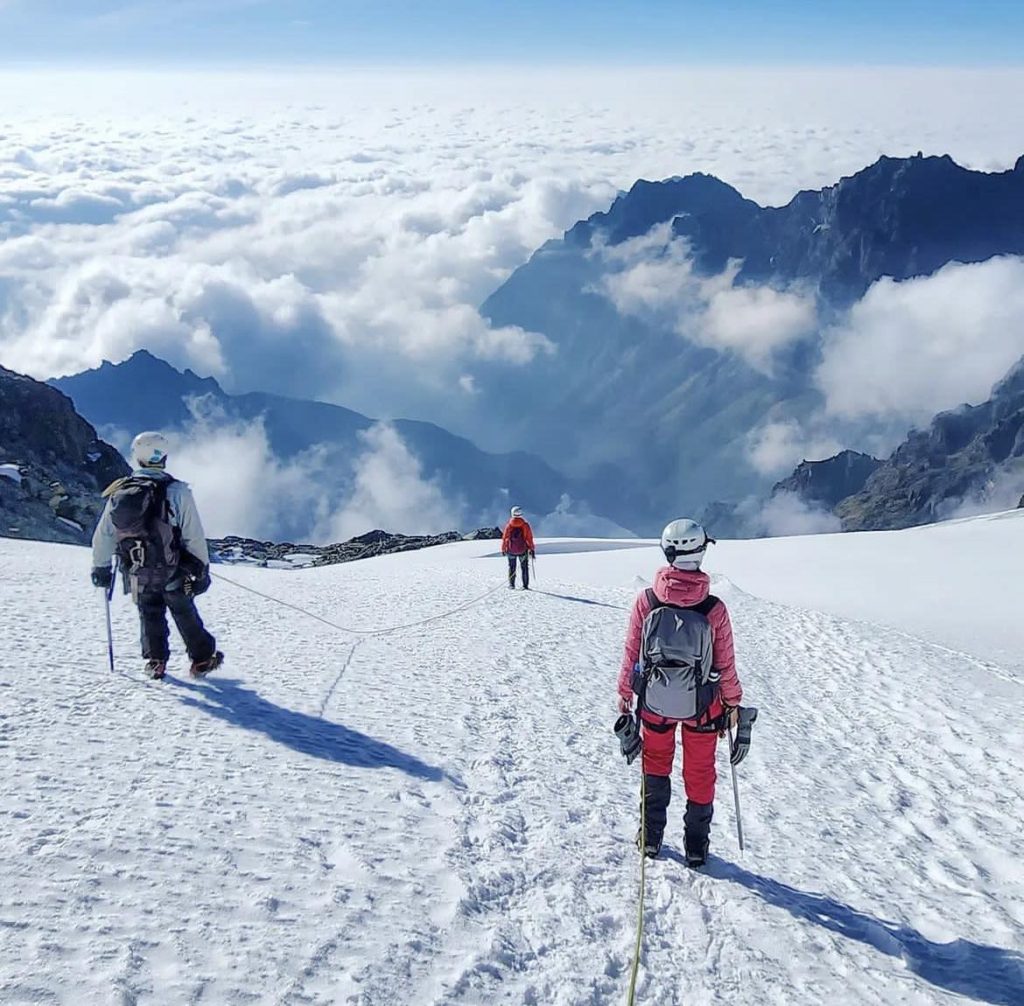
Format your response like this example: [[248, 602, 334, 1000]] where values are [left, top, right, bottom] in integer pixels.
[[618, 518, 744, 866]]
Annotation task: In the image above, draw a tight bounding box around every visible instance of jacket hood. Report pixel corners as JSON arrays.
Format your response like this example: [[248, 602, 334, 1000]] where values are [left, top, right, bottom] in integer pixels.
[[652, 565, 710, 607]]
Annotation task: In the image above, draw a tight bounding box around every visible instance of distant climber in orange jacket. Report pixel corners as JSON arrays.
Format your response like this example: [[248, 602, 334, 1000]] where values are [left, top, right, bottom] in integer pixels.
[[501, 507, 535, 590]]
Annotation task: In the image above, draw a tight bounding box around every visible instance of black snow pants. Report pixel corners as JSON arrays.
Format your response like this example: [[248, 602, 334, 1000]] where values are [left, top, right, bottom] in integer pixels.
[[138, 587, 216, 663], [507, 552, 530, 588]]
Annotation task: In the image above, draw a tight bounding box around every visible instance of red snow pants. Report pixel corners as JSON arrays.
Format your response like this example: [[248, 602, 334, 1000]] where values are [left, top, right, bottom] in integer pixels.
[[640, 714, 719, 804]]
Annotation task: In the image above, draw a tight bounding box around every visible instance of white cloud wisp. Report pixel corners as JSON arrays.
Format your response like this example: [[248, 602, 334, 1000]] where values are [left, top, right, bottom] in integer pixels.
[[597, 226, 818, 374], [816, 257, 1024, 426]]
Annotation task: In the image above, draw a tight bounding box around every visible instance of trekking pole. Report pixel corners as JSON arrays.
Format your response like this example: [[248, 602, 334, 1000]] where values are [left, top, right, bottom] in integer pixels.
[[727, 722, 745, 852], [103, 559, 117, 673], [103, 588, 115, 672]]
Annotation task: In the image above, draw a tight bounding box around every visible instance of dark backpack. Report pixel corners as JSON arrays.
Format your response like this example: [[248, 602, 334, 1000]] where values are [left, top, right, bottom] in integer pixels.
[[507, 524, 527, 554], [108, 477, 181, 590], [635, 588, 721, 721]]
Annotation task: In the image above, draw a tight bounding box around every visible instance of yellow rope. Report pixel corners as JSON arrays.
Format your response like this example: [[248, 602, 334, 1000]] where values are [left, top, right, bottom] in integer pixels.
[[626, 769, 646, 1006]]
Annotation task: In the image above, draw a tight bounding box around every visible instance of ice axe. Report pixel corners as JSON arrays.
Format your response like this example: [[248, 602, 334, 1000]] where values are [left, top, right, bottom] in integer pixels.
[[726, 706, 758, 852]]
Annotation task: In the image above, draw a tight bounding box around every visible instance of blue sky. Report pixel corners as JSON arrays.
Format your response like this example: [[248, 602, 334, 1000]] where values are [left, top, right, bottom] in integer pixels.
[[0, 0, 1022, 66]]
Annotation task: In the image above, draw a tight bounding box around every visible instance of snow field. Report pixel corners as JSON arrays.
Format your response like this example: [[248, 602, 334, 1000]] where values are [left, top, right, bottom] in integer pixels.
[[1, 522, 1023, 1005]]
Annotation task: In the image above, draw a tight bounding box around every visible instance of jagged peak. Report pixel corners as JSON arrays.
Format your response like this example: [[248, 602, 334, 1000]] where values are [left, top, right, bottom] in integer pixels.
[[69, 349, 223, 392], [623, 172, 744, 197], [792, 449, 882, 469], [567, 171, 751, 248]]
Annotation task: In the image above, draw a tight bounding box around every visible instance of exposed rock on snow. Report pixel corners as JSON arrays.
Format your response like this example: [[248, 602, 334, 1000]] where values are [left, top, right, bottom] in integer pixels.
[[209, 527, 502, 567]]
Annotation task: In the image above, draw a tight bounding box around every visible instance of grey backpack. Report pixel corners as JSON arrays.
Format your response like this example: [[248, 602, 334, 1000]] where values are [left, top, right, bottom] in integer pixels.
[[636, 588, 721, 721]]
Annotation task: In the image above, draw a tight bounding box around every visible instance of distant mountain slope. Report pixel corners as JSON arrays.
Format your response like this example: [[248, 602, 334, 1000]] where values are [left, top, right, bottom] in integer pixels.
[[837, 357, 1024, 530], [0, 365, 129, 544], [476, 155, 1024, 530], [52, 351, 599, 538], [772, 451, 883, 510]]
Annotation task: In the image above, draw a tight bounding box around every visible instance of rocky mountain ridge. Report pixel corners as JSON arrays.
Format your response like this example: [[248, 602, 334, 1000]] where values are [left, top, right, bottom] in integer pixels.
[[566, 154, 1024, 303], [773, 451, 883, 510], [837, 356, 1024, 530], [0, 365, 129, 544]]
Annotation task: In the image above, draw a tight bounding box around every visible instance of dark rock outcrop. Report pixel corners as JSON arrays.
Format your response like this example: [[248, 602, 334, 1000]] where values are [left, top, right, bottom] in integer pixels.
[[209, 527, 502, 568], [837, 357, 1024, 530], [772, 451, 883, 510], [0, 365, 129, 544]]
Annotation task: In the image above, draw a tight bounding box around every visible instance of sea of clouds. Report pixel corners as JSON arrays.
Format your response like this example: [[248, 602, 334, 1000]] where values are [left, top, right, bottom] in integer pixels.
[[2, 66, 1023, 537]]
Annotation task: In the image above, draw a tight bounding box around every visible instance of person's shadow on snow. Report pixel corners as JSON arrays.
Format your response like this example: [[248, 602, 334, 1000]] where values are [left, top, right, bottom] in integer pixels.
[[531, 590, 628, 611], [172, 677, 457, 785], [664, 851, 1023, 1006]]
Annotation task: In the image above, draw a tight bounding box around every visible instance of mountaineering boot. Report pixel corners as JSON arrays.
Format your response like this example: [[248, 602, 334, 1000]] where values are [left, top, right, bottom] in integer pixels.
[[636, 827, 662, 859], [640, 774, 671, 858], [145, 659, 167, 680], [683, 800, 713, 868], [189, 650, 224, 679]]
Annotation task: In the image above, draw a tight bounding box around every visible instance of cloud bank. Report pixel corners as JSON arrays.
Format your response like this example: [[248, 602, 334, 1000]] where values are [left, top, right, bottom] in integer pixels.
[[816, 257, 1024, 426], [599, 234, 1024, 480], [317, 424, 465, 542], [2, 66, 1022, 423], [2, 67, 1023, 533], [166, 399, 465, 542]]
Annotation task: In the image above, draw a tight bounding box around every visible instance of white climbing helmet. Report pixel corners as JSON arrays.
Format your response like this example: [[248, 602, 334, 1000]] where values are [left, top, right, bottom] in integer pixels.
[[510, 506, 523, 518], [660, 518, 713, 570], [131, 431, 170, 469]]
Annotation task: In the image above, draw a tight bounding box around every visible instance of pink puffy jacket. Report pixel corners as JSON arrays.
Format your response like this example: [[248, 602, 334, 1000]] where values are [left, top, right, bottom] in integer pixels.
[[617, 566, 742, 717]]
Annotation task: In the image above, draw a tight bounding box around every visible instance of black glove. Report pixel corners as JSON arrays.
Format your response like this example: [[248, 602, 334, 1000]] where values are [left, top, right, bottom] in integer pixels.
[[729, 706, 759, 766], [184, 566, 211, 597], [91, 566, 113, 589], [614, 713, 642, 765], [530, 550, 536, 559]]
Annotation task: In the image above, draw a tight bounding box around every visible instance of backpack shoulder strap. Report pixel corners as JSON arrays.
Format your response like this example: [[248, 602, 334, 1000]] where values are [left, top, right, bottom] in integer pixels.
[[644, 588, 661, 612], [153, 478, 175, 522], [102, 476, 129, 498], [691, 594, 720, 617]]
